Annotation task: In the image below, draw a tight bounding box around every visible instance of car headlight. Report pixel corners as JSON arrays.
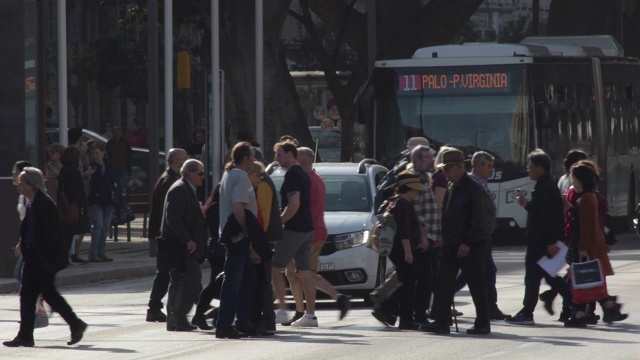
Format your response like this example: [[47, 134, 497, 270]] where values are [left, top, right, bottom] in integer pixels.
[[334, 230, 369, 251]]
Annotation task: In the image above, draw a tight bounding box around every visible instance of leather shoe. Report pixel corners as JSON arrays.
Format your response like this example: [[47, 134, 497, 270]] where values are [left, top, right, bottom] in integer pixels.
[[488, 309, 508, 321], [191, 314, 213, 330], [467, 324, 491, 335], [371, 308, 397, 327], [215, 328, 246, 339], [234, 326, 258, 336], [146, 309, 167, 323], [539, 290, 555, 315], [3, 337, 35, 347], [68, 320, 88, 345], [419, 320, 450, 334], [167, 322, 197, 332], [398, 321, 421, 330]]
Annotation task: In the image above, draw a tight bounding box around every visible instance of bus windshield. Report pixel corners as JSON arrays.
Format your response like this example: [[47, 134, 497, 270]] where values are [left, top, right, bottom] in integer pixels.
[[372, 64, 532, 166]]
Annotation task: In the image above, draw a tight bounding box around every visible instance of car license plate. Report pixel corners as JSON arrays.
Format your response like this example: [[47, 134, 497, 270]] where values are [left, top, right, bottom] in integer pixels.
[[319, 262, 335, 271]]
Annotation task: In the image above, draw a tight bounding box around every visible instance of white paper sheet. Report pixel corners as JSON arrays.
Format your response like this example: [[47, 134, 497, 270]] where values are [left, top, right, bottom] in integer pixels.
[[537, 241, 568, 276]]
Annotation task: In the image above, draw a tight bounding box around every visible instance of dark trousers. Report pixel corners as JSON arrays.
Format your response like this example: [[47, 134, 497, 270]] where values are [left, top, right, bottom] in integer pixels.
[[18, 253, 82, 341], [194, 256, 225, 317], [431, 243, 489, 327], [521, 243, 571, 317], [167, 258, 202, 322], [148, 260, 170, 312], [381, 252, 417, 323], [250, 258, 274, 328], [216, 238, 256, 331], [542, 274, 575, 314], [454, 242, 499, 311], [413, 245, 434, 322]]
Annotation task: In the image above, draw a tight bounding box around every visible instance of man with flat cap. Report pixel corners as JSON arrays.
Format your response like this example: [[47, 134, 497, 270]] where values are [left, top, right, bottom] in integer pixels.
[[420, 148, 491, 335]]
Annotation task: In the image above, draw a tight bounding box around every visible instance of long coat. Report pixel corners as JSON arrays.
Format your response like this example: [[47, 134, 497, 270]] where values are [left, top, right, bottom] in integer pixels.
[[148, 168, 181, 240], [20, 191, 68, 274], [577, 192, 614, 276]]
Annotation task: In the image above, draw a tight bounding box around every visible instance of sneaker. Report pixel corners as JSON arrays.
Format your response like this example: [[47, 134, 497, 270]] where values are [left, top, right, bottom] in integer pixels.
[[88, 254, 102, 263], [275, 309, 294, 325], [98, 253, 113, 262], [336, 295, 351, 320], [291, 315, 318, 327], [505, 313, 534, 325]]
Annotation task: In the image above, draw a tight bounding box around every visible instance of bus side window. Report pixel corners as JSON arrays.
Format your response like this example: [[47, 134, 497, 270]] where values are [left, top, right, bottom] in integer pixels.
[[533, 83, 551, 128]]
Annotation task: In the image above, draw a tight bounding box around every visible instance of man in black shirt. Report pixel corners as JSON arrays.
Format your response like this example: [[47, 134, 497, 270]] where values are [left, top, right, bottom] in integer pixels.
[[270, 141, 317, 327]]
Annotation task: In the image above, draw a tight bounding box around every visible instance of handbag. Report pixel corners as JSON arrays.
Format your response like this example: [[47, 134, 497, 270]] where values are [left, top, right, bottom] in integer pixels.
[[57, 182, 80, 224], [569, 258, 607, 304]]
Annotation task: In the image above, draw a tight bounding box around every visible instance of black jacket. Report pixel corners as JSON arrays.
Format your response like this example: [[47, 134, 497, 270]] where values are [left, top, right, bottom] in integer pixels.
[[220, 209, 272, 261], [525, 172, 564, 246], [441, 173, 489, 247], [20, 191, 68, 274], [57, 165, 90, 235], [148, 168, 181, 240], [161, 178, 207, 260]]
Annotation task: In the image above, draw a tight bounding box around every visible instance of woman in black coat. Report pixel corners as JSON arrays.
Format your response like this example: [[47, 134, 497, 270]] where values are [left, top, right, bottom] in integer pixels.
[[58, 146, 91, 264], [3, 167, 87, 348]]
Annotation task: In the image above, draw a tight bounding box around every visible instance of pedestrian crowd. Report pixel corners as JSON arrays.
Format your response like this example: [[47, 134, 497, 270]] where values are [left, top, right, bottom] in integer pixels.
[[4, 130, 629, 347]]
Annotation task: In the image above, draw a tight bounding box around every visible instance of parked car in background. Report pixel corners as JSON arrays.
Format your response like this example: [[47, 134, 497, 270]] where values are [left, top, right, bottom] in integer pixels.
[[46, 128, 165, 189], [268, 159, 391, 303]]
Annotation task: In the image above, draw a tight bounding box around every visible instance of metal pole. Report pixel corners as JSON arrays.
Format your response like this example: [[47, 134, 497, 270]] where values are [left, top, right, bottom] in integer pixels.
[[367, 0, 376, 77], [148, 1, 160, 187], [164, 0, 173, 151], [255, 0, 264, 149], [211, 0, 221, 184], [57, 0, 68, 146]]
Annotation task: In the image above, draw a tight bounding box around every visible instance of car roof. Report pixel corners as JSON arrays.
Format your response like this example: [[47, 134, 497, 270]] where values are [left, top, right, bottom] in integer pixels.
[[269, 161, 387, 176]]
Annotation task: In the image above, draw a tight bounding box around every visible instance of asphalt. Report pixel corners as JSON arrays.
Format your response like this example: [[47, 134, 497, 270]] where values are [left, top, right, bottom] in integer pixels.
[[0, 218, 158, 294]]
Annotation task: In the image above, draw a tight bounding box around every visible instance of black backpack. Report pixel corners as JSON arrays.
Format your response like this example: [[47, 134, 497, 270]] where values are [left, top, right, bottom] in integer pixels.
[[373, 159, 409, 212]]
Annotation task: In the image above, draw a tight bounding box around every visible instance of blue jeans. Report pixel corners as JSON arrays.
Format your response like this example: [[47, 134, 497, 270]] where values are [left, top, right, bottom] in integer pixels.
[[216, 237, 256, 331], [89, 204, 114, 255]]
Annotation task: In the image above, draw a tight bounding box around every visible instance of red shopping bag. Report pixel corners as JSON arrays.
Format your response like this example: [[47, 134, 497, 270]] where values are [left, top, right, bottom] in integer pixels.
[[569, 259, 607, 304]]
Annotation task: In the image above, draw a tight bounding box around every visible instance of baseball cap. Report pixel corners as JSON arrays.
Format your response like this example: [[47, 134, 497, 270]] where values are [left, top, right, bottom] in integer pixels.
[[435, 148, 465, 169]]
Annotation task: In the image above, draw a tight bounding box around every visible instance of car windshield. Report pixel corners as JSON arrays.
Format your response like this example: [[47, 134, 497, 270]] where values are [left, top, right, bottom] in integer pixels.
[[272, 173, 371, 212]]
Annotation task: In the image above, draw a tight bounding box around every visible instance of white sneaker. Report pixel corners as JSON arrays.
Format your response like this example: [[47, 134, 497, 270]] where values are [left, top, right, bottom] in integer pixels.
[[274, 309, 292, 324], [291, 315, 318, 327]]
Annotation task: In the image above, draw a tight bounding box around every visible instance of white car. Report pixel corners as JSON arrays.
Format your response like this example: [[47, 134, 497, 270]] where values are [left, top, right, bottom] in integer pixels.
[[268, 159, 392, 303]]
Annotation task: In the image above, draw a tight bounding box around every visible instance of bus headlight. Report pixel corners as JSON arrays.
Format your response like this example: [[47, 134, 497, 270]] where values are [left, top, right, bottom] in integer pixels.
[[334, 230, 369, 251]]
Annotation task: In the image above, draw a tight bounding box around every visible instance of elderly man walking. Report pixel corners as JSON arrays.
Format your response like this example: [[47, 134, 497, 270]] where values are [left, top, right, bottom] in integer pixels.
[[161, 159, 207, 332], [146, 148, 188, 323]]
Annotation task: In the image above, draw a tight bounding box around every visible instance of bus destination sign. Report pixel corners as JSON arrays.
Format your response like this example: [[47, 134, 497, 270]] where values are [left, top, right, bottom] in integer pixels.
[[399, 73, 511, 94]]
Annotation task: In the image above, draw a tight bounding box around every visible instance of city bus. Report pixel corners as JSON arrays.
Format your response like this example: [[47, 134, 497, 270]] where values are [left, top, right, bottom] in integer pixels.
[[358, 36, 640, 244]]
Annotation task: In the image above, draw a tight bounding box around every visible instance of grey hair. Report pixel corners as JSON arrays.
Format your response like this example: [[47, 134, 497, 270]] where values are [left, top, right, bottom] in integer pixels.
[[410, 145, 433, 164], [21, 167, 47, 194], [434, 145, 457, 166], [471, 151, 495, 167], [180, 159, 203, 177], [166, 148, 187, 167], [297, 146, 315, 160]]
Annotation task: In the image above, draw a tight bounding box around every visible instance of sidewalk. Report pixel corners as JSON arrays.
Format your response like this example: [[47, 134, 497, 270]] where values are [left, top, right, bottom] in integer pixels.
[[0, 218, 157, 294]]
